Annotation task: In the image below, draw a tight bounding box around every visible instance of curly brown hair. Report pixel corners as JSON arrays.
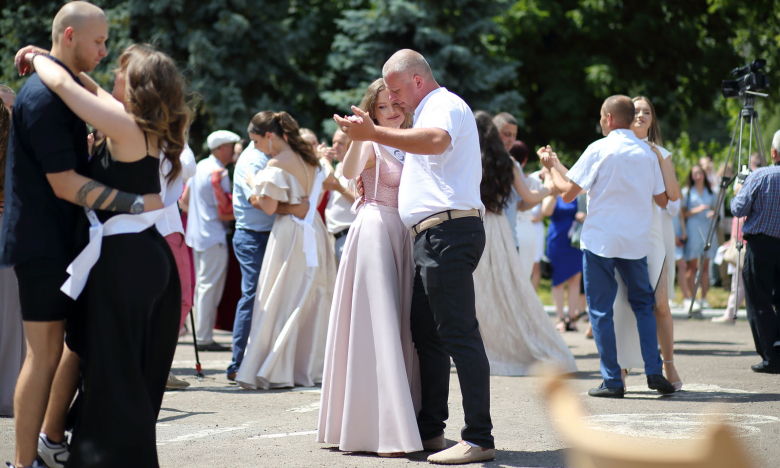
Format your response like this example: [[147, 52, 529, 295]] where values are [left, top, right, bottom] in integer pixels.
[[248, 111, 320, 168], [116, 44, 190, 183], [0, 100, 10, 201]]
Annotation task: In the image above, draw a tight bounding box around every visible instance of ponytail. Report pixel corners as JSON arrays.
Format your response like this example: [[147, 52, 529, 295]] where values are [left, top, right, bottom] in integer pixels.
[[248, 111, 320, 169]]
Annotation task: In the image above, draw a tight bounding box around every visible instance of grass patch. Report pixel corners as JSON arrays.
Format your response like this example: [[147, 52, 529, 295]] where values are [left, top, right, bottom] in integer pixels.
[[536, 276, 732, 308]]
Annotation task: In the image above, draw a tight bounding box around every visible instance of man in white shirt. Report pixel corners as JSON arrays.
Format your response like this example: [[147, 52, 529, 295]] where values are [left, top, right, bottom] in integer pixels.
[[322, 129, 356, 263], [541, 95, 676, 398], [336, 49, 494, 465], [185, 130, 239, 352]]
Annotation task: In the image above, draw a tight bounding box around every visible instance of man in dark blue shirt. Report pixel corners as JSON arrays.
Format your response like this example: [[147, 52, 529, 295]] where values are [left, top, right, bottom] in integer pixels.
[[730, 130, 780, 374], [1, 3, 163, 467]]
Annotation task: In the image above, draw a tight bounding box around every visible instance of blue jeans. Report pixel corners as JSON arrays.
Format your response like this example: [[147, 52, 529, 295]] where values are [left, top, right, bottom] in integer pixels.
[[583, 250, 662, 388], [227, 229, 270, 376]]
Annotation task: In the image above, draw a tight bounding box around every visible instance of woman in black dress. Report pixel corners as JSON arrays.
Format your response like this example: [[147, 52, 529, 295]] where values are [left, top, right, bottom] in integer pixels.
[[30, 44, 189, 468]]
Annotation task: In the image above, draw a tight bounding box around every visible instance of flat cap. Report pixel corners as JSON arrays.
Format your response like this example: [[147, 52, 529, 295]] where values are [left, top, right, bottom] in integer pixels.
[[207, 130, 241, 150]]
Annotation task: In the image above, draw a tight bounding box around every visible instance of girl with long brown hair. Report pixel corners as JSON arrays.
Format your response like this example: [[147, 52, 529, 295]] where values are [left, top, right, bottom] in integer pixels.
[[317, 78, 423, 457], [235, 111, 337, 390], [612, 95, 684, 392], [29, 44, 188, 467]]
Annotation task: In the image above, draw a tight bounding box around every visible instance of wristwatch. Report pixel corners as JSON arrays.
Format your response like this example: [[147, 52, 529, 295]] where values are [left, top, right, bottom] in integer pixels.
[[130, 195, 145, 214]]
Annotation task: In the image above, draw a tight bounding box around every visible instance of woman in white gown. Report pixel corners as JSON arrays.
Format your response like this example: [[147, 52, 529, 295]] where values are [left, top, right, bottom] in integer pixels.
[[613, 96, 683, 390], [318, 79, 422, 456], [236, 111, 337, 389], [472, 112, 577, 376], [509, 141, 539, 279]]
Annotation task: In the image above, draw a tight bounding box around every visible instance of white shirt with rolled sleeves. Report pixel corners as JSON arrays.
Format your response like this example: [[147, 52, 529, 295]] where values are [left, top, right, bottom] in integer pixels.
[[185, 155, 231, 251], [566, 128, 665, 260], [156, 144, 196, 237], [398, 87, 485, 229]]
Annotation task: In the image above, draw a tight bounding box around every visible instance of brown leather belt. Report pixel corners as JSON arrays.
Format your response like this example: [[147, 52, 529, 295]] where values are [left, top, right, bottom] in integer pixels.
[[410, 209, 482, 237]]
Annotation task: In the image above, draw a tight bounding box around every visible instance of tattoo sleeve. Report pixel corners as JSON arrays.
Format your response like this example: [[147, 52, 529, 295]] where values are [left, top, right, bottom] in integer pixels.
[[74, 180, 137, 212], [104, 191, 136, 212], [75, 180, 107, 206]]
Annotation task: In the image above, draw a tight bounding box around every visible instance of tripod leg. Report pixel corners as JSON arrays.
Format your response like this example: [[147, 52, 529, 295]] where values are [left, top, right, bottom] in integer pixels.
[[189, 308, 204, 379]]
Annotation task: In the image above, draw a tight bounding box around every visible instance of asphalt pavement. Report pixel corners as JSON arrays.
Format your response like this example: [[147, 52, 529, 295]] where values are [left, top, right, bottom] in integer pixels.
[[2, 307, 779, 468]]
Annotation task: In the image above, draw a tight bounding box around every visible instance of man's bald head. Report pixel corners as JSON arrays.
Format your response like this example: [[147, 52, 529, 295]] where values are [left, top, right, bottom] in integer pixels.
[[52, 1, 106, 44], [602, 95, 635, 129], [382, 49, 434, 81]]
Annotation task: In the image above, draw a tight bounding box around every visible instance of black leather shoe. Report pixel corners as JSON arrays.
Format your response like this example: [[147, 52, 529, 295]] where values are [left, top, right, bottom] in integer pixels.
[[588, 381, 625, 398], [751, 362, 780, 374], [196, 342, 232, 352], [647, 374, 676, 394]]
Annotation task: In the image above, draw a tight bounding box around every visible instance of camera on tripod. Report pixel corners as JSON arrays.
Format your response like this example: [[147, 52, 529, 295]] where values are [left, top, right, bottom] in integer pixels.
[[721, 59, 769, 99]]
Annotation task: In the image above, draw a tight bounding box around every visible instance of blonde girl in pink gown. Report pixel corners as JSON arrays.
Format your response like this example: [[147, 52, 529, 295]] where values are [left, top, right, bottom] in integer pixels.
[[318, 79, 423, 456]]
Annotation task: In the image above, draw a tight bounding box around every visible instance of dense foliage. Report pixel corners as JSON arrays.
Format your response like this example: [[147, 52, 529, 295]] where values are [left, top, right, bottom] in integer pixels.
[[1, 0, 777, 167]]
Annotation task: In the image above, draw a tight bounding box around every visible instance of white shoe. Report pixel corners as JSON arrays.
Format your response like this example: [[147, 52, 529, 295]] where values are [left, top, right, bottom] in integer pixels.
[[700, 298, 712, 309], [711, 315, 736, 325], [38, 433, 69, 468], [683, 298, 702, 312]]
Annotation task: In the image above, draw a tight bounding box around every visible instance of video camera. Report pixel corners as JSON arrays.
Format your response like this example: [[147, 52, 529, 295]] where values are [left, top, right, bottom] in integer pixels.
[[721, 59, 769, 99]]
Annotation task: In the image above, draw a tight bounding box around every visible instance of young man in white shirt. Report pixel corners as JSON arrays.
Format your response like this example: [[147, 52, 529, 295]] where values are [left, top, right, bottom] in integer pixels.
[[540, 95, 676, 398], [336, 49, 494, 465], [185, 130, 239, 352]]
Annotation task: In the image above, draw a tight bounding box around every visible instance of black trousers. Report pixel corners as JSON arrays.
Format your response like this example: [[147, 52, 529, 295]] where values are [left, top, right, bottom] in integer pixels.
[[66, 228, 181, 468], [410, 216, 494, 449], [743, 234, 780, 367]]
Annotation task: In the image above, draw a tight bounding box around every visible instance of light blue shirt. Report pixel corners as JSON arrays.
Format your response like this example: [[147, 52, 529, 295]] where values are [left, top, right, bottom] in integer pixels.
[[504, 188, 519, 248], [233, 142, 276, 232]]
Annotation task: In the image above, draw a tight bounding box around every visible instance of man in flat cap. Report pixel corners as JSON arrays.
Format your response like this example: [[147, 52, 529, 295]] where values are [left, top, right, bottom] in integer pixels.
[[184, 130, 240, 352]]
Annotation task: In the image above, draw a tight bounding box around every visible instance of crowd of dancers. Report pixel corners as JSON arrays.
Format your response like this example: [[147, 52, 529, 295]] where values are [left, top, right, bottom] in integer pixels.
[[2, 2, 779, 468]]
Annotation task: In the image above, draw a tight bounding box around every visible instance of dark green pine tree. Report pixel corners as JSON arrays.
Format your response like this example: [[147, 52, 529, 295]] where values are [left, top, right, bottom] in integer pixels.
[[320, 0, 523, 130]]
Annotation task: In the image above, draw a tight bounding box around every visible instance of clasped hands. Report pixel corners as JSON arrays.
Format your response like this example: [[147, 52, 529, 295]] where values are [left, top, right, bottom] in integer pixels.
[[333, 106, 375, 142]]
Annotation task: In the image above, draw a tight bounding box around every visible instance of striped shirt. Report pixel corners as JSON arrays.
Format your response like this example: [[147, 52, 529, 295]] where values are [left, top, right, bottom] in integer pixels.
[[731, 165, 780, 239]]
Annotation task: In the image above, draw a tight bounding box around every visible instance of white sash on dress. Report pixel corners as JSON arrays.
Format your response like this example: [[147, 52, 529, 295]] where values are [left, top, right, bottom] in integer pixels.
[[290, 168, 323, 268], [61, 207, 166, 299]]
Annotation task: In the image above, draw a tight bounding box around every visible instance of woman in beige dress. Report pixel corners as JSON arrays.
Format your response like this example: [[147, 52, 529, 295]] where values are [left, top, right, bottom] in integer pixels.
[[318, 79, 422, 456], [472, 111, 577, 376], [236, 111, 336, 389]]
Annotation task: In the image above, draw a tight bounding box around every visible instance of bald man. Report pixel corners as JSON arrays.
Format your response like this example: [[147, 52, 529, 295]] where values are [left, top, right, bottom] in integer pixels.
[[336, 49, 494, 464], [3, 3, 164, 467], [540, 95, 676, 398]]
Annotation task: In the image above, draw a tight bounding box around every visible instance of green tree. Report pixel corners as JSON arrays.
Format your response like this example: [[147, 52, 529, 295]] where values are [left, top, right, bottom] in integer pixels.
[[321, 0, 523, 133]]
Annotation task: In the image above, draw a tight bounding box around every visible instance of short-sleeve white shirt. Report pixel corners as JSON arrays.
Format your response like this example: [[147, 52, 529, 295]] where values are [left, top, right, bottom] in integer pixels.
[[185, 155, 231, 251], [156, 144, 196, 237], [324, 162, 356, 234], [398, 87, 485, 228], [567, 129, 665, 259]]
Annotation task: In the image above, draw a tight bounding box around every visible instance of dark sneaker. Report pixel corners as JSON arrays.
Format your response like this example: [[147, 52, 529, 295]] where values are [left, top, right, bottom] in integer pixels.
[[38, 433, 68, 468], [647, 374, 676, 394], [196, 342, 231, 352], [751, 362, 780, 374], [587, 381, 625, 398]]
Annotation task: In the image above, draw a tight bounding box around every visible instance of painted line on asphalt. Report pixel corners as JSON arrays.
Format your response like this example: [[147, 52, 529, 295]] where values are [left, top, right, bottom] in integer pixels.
[[157, 425, 248, 445], [248, 430, 318, 440], [583, 413, 779, 439], [286, 402, 320, 413]]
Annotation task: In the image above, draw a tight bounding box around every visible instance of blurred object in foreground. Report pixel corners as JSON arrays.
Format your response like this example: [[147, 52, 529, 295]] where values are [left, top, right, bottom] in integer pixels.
[[542, 373, 753, 468]]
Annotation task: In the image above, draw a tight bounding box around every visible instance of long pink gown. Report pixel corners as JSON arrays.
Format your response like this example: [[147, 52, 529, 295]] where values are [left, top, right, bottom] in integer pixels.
[[317, 143, 423, 454]]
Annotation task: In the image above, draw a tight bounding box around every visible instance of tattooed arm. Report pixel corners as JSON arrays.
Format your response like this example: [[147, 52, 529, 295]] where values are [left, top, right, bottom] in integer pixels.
[[47, 170, 164, 212]]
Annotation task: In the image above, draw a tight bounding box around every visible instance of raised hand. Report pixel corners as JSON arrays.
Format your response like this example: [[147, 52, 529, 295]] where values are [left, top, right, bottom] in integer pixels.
[[14, 45, 48, 75], [333, 106, 375, 142]]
